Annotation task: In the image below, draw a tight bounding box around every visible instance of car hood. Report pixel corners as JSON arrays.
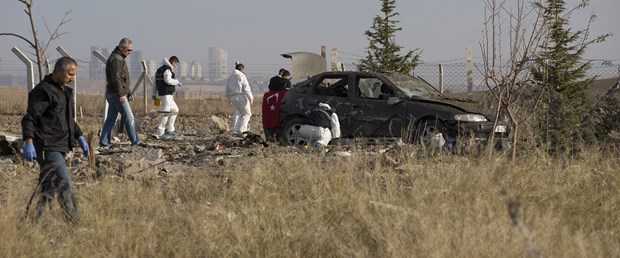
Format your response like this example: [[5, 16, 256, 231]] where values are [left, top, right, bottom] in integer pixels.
[[407, 95, 486, 115]]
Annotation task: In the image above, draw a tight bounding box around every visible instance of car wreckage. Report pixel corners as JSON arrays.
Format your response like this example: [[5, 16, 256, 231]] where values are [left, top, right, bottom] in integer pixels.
[[277, 71, 510, 150]]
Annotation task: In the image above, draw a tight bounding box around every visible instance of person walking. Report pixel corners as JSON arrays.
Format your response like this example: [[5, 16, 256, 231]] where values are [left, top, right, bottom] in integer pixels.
[[298, 103, 341, 147], [99, 38, 146, 148], [226, 62, 253, 137], [151, 56, 182, 140], [21, 56, 89, 223]]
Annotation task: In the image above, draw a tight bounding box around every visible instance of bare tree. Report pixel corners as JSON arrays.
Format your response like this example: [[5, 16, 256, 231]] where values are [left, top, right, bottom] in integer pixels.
[[0, 0, 71, 81], [478, 0, 547, 160]]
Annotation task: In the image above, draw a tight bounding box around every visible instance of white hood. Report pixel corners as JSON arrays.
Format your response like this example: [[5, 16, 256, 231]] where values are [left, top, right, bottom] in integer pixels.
[[162, 58, 172, 67]]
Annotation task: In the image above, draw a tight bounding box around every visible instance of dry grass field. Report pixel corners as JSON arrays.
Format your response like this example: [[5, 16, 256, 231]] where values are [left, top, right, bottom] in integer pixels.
[[0, 87, 619, 257]]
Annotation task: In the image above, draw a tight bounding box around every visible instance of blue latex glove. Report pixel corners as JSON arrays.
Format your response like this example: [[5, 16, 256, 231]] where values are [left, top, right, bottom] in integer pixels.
[[177, 82, 182, 87], [78, 136, 89, 158], [23, 142, 36, 162]]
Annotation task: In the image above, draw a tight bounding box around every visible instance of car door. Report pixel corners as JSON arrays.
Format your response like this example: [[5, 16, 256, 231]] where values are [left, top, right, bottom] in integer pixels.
[[305, 74, 353, 134], [342, 75, 407, 138]]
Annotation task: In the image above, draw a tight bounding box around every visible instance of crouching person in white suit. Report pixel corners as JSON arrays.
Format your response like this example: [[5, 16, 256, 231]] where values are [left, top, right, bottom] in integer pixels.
[[299, 103, 341, 147], [152, 56, 182, 140]]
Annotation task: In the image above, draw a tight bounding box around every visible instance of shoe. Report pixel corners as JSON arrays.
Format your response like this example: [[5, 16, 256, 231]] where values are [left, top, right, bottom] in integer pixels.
[[232, 132, 244, 137], [166, 131, 180, 137], [98, 145, 110, 151], [134, 142, 148, 148], [158, 133, 172, 140]]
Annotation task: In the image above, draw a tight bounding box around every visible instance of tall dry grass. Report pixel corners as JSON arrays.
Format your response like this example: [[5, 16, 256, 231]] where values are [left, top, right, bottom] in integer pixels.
[[1, 88, 619, 257], [1, 147, 618, 257]]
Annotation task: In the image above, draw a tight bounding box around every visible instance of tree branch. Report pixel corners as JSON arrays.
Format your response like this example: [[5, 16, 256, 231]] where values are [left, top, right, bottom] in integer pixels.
[[0, 33, 36, 49]]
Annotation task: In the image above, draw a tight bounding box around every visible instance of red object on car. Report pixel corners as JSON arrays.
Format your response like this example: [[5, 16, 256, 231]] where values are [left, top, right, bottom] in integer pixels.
[[262, 90, 287, 128]]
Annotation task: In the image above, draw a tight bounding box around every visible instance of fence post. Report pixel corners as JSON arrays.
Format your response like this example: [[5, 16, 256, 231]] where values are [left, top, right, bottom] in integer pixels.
[[438, 64, 444, 94], [142, 60, 148, 112], [56, 46, 77, 120], [11, 47, 34, 91], [92, 50, 108, 125], [45, 59, 52, 75], [331, 48, 338, 71], [466, 47, 473, 93]]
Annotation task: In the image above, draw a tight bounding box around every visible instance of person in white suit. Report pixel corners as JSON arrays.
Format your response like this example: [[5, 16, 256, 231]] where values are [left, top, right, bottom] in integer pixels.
[[226, 63, 253, 136], [299, 102, 341, 147], [151, 56, 182, 140]]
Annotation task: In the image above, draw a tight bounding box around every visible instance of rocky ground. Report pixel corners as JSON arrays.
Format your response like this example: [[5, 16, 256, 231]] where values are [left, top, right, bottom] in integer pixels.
[[0, 112, 377, 185]]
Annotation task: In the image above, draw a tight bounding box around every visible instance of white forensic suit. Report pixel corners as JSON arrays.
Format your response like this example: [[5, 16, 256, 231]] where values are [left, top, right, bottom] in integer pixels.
[[299, 103, 341, 147], [152, 58, 181, 137], [226, 69, 253, 135]]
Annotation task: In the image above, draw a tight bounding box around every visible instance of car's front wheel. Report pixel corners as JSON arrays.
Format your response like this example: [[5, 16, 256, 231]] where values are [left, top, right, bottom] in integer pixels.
[[282, 117, 309, 147], [414, 119, 449, 149]]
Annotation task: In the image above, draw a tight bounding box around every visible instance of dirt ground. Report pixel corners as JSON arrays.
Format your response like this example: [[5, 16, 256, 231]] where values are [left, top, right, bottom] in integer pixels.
[[0, 110, 361, 184]]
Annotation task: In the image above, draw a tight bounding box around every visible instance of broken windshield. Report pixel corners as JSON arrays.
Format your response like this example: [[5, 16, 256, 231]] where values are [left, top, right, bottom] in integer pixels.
[[386, 74, 442, 98]]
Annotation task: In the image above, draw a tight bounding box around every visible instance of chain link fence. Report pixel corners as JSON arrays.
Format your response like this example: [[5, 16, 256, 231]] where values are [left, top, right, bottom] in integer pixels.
[[1, 58, 618, 96], [412, 62, 620, 93], [0, 59, 291, 97]]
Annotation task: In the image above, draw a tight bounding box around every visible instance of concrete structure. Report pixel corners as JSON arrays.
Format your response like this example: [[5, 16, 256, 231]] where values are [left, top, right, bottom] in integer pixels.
[[208, 47, 227, 81], [281, 52, 327, 81]]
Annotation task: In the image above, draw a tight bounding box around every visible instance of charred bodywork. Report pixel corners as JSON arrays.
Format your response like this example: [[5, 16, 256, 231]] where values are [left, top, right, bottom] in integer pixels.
[[279, 71, 509, 148]]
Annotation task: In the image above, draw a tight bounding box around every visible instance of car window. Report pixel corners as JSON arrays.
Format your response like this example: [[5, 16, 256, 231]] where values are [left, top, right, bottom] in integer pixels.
[[315, 76, 348, 97], [358, 77, 391, 99]]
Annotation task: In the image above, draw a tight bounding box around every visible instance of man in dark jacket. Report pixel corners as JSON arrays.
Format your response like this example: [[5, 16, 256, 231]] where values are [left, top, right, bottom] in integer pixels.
[[22, 56, 89, 223], [99, 37, 145, 148], [268, 68, 291, 91]]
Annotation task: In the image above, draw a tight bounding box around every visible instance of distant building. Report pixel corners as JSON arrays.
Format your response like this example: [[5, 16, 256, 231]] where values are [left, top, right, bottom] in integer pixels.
[[191, 61, 202, 80], [147, 59, 158, 78], [208, 47, 228, 81], [178, 61, 189, 78], [129, 50, 143, 78]]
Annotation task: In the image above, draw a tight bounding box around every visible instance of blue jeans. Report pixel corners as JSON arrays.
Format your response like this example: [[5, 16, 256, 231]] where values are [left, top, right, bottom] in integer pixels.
[[34, 150, 78, 223], [100, 93, 141, 146]]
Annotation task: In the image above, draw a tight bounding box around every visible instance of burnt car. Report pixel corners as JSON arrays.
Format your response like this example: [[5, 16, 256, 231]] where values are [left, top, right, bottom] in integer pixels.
[[278, 71, 509, 149]]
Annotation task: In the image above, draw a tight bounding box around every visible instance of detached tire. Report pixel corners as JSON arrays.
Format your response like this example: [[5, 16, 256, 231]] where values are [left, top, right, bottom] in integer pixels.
[[282, 117, 308, 147]]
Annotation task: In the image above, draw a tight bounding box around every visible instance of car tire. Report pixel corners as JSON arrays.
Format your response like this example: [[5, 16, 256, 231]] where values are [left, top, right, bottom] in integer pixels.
[[414, 118, 449, 149], [282, 117, 309, 147]]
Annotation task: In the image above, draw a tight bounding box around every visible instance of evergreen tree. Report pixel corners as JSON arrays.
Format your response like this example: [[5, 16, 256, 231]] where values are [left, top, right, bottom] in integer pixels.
[[358, 0, 420, 74], [530, 0, 609, 153]]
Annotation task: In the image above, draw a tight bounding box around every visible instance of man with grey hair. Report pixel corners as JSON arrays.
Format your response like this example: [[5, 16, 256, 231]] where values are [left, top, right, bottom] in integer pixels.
[[100, 38, 146, 149], [22, 56, 89, 223]]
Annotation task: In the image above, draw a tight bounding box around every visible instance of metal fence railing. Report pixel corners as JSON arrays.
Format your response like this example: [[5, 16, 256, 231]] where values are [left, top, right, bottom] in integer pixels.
[[412, 62, 620, 93], [1, 58, 618, 96]]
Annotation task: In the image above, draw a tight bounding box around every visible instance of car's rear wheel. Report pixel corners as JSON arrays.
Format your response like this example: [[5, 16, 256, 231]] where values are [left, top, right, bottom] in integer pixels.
[[414, 119, 449, 149], [282, 117, 308, 147]]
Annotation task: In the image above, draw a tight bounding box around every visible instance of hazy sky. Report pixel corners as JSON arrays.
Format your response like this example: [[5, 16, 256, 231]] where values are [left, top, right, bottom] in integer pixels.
[[1, 0, 618, 69]]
